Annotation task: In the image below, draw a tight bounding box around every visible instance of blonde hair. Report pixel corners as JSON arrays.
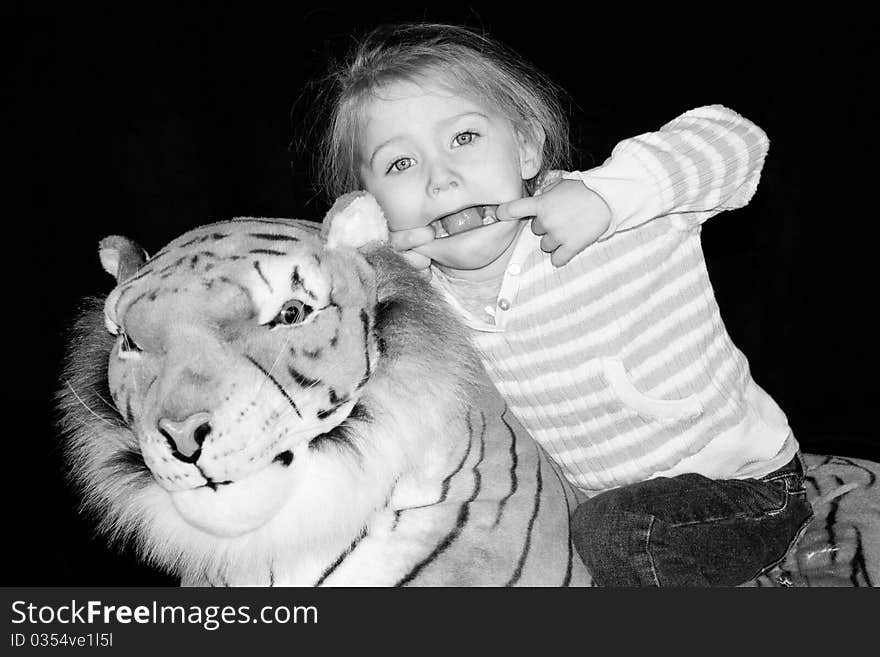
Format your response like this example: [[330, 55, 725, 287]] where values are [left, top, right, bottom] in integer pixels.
[[313, 23, 571, 201]]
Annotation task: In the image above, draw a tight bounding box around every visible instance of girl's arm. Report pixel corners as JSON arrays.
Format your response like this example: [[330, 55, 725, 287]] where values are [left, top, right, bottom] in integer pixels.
[[569, 105, 770, 238]]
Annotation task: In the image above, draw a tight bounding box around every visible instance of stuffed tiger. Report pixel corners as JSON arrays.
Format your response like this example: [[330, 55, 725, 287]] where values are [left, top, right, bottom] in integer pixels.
[[59, 192, 880, 587], [58, 192, 591, 586], [747, 454, 879, 587]]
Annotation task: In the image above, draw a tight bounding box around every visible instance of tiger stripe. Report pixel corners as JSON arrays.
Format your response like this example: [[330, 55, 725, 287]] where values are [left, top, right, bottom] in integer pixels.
[[244, 355, 302, 419], [745, 454, 880, 587], [492, 412, 519, 527], [504, 459, 542, 586], [247, 233, 300, 242], [393, 412, 488, 586], [253, 261, 272, 291]]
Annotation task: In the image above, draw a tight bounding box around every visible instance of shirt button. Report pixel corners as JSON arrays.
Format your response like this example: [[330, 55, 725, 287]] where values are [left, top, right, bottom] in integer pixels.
[[507, 263, 521, 276], [498, 298, 511, 311]]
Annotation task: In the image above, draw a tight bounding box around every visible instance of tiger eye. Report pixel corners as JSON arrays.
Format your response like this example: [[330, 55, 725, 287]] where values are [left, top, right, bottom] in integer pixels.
[[279, 300, 306, 325]]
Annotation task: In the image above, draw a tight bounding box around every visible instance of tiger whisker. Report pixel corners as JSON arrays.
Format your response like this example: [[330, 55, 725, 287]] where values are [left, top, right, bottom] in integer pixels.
[[265, 397, 308, 427], [252, 328, 298, 402], [263, 377, 327, 422], [91, 389, 118, 413], [253, 341, 352, 419], [267, 377, 356, 429], [65, 380, 115, 427]]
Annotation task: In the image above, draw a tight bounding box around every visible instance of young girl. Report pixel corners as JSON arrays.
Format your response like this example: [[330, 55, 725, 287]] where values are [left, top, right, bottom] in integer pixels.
[[314, 22, 813, 586]]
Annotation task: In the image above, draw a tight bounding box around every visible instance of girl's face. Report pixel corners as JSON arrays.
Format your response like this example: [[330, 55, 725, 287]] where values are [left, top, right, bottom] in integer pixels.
[[357, 80, 541, 272]]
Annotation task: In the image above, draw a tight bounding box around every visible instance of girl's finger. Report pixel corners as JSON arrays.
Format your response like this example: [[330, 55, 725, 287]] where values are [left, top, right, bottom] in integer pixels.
[[531, 216, 547, 236], [400, 249, 433, 271], [390, 226, 435, 251], [540, 234, 560, 253], [496, 196, 538, 221], [550, 244, 576, 267]]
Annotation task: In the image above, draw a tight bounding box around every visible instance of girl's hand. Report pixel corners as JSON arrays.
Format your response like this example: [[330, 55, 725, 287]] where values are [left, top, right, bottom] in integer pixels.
[[496, 179, 612, 267], [389, 225, 435, 272]]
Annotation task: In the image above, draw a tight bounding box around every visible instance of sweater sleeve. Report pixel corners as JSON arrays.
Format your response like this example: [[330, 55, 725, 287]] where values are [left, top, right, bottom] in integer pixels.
[[565, 105, 770, 238]]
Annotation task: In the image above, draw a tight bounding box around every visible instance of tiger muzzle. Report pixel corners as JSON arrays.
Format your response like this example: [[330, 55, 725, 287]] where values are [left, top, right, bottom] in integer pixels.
[[158, 412, 213, 463]]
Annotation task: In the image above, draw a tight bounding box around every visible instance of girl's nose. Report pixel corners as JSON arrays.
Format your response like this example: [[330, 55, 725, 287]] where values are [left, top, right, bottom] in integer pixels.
[[431, 179, 458, 195], [428, 162, 460, 196]]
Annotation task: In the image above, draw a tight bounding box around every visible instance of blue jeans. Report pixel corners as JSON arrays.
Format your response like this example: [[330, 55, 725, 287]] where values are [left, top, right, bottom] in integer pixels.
[[571, 454, 814, 586]]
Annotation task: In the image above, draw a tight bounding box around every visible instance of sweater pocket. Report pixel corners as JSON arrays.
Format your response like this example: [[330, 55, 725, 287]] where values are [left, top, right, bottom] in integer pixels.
[[601, 357, 704, 423]]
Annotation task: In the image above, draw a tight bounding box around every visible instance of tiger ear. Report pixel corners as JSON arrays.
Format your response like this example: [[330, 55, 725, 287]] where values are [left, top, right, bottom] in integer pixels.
[[99, 235, 149, 283], [321, 191, 390, 250]]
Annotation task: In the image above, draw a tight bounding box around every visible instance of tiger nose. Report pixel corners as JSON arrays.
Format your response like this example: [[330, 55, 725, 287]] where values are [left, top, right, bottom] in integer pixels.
[[158, 412, 212, 462]]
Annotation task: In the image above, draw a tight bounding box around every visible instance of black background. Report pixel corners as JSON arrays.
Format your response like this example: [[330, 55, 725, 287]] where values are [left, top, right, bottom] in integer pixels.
[[5, 6, 877, 585]]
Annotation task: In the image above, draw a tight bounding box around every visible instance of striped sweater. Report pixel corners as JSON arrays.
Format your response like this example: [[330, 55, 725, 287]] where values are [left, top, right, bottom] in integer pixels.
[[432, 105, 798, 493]]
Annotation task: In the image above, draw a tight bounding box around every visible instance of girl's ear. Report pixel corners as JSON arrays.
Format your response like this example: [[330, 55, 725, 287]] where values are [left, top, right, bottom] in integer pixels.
[[517, 123, 545, 180]]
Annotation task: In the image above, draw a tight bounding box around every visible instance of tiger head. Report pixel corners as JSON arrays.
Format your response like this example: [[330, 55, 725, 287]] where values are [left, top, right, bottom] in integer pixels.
[[59, 192, 485, 582]]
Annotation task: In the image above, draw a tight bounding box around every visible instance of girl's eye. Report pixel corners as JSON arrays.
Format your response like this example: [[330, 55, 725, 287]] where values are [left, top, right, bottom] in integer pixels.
[[388, 157, 415, 174], [453, 131, 478, 147], [270, 299, 312, 327]]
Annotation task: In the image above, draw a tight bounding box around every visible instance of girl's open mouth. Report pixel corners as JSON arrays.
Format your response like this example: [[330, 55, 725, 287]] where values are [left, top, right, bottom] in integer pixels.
[[430, 205, 499, 238]]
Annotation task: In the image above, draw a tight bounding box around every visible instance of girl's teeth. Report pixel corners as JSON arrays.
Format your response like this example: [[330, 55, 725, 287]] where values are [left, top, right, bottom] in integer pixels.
[[441, 206, 483, 236], [433, 205, 499, 238]]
